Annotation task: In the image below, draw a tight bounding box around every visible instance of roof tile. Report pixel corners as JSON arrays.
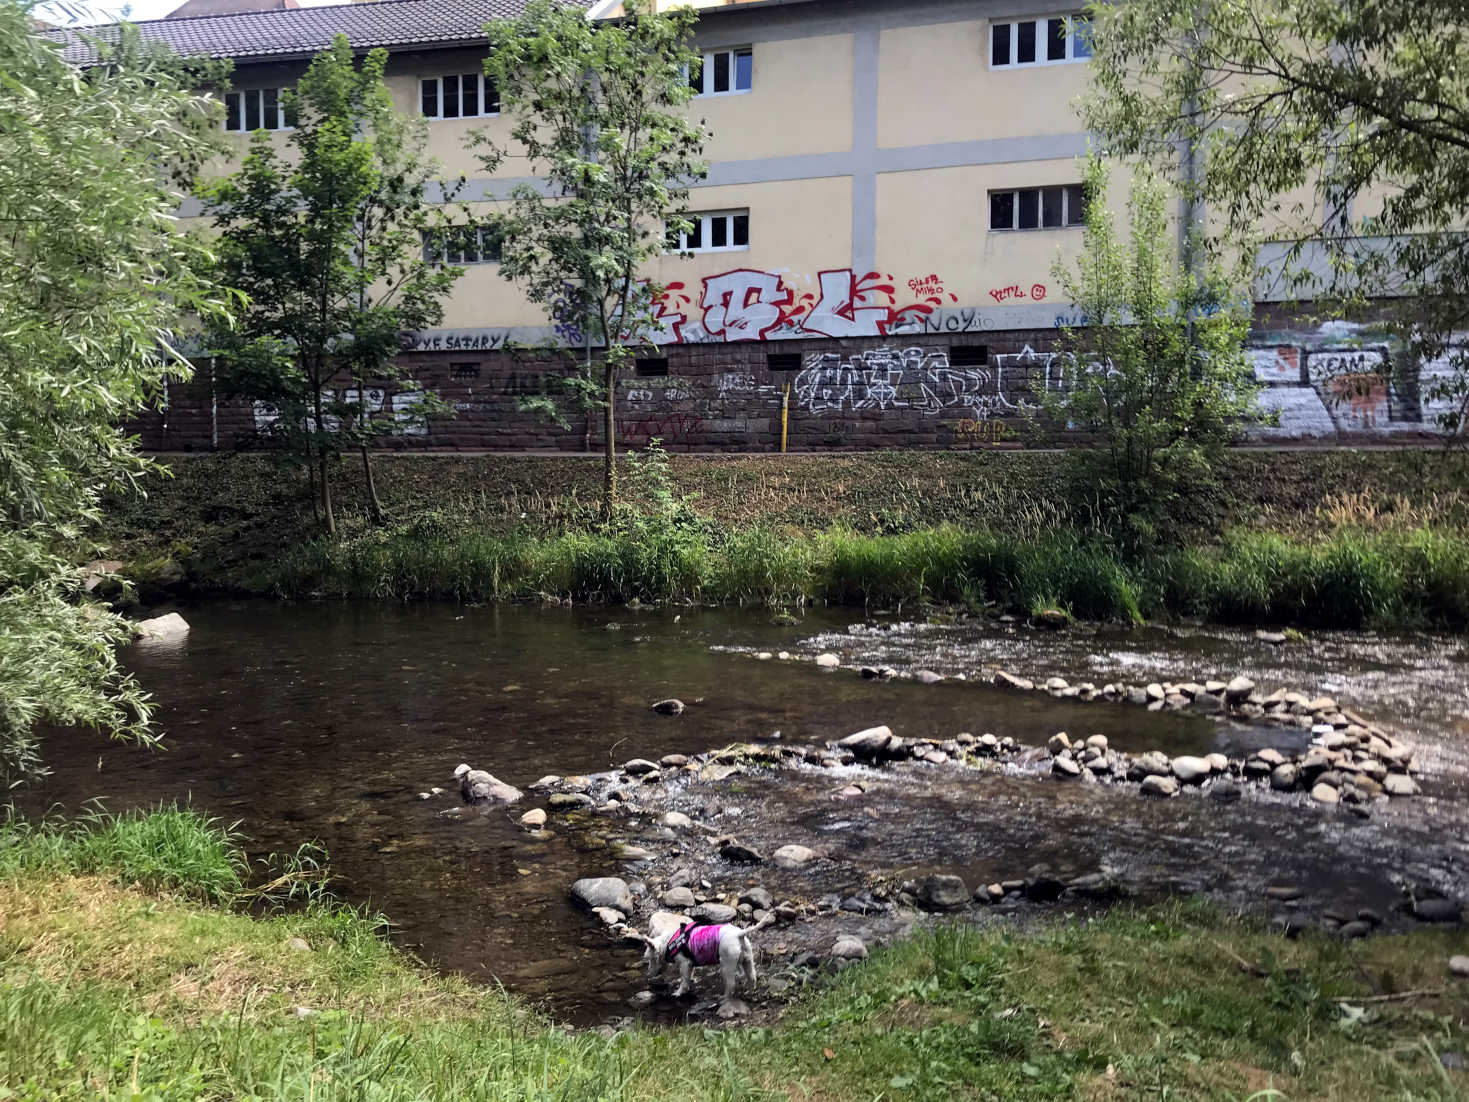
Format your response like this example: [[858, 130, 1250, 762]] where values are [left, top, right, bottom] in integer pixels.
[[49, 0, 593, 66]]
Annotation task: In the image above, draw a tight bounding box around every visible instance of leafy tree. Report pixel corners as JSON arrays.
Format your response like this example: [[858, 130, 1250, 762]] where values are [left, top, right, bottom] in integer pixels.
[[478, 0, 708, 517], [202, 35, 462, 534], [1082, 0, 1469, 440], [1042, 158, 1257, 544], [0, 6, 232, 779]]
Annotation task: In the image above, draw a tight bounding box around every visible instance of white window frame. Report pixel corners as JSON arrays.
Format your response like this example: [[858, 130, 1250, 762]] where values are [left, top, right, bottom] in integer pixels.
[[223, 88, 291, 133], [419, 73, 500, 120], [422, 226, 502, 265], [689, 46, 753, 97], [989, 14, 1092, 69], [666, 209, 749, 253], [988, 184, 1087, 232]]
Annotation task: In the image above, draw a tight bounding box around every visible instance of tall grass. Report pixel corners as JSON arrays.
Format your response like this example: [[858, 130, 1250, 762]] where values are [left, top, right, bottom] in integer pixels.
[[261, 522, 1469, 629], [0, 804, 244, 902]]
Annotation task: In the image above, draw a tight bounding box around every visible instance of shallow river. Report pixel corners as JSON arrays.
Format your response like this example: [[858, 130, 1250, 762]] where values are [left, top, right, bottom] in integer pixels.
[[20, 601, 1469, 1023]]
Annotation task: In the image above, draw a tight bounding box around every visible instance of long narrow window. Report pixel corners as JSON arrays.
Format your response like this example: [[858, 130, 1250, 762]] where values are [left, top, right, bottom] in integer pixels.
[[990, 15, 1091, 68], [689, 47, 753, 96], [420, 74, 500, 120], [989, 185, 1087, 231], [422, 226, 503, 265], [665, 209, 750, 253], [223, 88, 292, 132]]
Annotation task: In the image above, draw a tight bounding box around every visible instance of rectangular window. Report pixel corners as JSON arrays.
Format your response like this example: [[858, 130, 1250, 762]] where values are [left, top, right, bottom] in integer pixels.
[[690, 47, 753, 96], [989, 190, 1015, 231], [990, 22, 1011, 67], [989, 185, 1086, 231], [224, 88, 291, 132], [1016, 19, 1036, 63], [1065, 183, 1087, 225], [1047, 17, 1067, 60], [950, 345, 988, 367], [1016, 188, 1039, 229], [766, 352, 802, 371], [419, 74, 500, 120], [990, 14, 1092, 68], [666, 209, 750, 253], [635, 357, 669, 377], [422, 225, 502, 265]]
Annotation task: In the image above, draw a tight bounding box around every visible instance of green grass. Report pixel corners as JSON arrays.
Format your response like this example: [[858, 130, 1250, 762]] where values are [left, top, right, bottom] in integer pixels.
[[0, 805, 245, 903], [99, 449, 1469, 589], [256, 521, 1469, 629], [1, 810, 1467, 1100]]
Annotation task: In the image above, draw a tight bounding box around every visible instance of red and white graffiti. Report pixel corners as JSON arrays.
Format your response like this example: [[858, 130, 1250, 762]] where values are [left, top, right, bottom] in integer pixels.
[[644, 267, 959, 345], [699, 269, 795, 341]]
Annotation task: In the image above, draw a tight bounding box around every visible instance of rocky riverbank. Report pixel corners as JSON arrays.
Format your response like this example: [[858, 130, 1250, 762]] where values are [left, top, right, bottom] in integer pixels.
[[421, 658, 1462, 1020]]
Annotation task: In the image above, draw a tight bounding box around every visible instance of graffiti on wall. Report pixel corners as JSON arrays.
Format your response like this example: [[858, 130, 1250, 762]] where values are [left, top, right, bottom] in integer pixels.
[[790, 345, 1067, 419], [252, 388, 428, 436], [620, 412, 704, 447], [944, 418, 1016, 446], [988, 283, 1047, 304], [636, 268, 961, 345], [1246, 341, 1448, 438]]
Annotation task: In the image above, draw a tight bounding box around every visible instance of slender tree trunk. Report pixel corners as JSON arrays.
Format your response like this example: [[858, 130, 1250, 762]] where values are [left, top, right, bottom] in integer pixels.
[[602, 355, 616, 521], [307, 452, 320, 527], [320, 454, 335, 537], [360, 443, 384, 525], [311, 378, 336, 537]]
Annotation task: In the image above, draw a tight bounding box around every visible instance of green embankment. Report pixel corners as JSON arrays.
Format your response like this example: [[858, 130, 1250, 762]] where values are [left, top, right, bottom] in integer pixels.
[[107, 450, 1469, 628], [2, 809, 1467, 1100]]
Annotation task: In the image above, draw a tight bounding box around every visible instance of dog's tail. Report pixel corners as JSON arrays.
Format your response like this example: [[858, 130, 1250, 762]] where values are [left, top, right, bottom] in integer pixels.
[[739, 910, 777, 938]]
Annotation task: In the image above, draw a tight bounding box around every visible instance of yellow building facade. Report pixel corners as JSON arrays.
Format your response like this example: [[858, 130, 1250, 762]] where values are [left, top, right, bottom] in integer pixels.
[[64, 0, 1446, 448]]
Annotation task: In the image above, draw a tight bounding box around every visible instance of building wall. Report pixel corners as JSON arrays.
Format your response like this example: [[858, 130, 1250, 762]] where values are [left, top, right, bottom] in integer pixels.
[[156, 0, 1447, 451]]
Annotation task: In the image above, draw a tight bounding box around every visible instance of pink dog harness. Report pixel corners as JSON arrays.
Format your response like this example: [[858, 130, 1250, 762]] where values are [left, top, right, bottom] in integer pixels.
[[666, 922, 726, 966]]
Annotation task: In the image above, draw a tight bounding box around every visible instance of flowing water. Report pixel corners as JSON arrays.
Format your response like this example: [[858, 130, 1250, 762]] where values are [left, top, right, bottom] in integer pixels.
[[18, 601, 1469, 1023]]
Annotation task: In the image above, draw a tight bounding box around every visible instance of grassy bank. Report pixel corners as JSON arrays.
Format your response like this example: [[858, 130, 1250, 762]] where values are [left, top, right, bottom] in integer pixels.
[[260, 523, 1469, 629], [2, 809, 1467, 1100], [104, 449, 1469, 582]]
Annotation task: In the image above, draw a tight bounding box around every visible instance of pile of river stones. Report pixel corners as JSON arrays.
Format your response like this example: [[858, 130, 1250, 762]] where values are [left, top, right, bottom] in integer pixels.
[[992, 672, 1424, 805]]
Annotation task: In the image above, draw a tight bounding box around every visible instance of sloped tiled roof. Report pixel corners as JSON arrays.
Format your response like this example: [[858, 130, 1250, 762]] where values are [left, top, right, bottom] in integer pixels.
[[50, 0, 594, 66], [164, 0, 301, 20]]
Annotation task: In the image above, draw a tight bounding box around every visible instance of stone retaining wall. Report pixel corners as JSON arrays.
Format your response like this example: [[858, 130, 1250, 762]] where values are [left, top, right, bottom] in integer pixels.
[[130, 325, 1453, 452]]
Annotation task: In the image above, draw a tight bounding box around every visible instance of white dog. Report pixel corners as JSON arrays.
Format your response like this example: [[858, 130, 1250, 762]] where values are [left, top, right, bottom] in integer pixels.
[[639, 913, 774, 999]]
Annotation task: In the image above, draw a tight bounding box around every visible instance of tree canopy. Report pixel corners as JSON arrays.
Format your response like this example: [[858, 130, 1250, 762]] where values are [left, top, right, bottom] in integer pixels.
[[478, 0, 708, 514], [0, 4, 232, 779], [201, 35, 461, 533], [1082, 0, 1469, 437]]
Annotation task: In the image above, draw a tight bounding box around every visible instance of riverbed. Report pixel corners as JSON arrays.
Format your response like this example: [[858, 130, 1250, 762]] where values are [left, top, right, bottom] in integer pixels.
[[20, 601, 1469, 1023]]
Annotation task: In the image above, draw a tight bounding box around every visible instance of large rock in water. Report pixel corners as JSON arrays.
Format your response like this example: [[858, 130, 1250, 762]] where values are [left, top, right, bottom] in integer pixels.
[[133, 612, 189, 643], [454, 763, 524, 805], [836, 725, 903, 762], [569, 876, 634, 915]]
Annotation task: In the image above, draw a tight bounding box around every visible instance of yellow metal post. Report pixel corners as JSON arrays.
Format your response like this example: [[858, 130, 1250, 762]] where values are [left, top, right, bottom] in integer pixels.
[[780, 383, 789, 452]]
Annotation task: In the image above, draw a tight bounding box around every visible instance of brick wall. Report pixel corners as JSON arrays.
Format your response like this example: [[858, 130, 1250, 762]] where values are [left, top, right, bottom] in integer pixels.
[[129, 324, 1451, 452]]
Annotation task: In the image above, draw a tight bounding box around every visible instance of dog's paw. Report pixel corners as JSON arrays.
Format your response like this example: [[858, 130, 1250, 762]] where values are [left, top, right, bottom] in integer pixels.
[[716, 997, 751, 1019]]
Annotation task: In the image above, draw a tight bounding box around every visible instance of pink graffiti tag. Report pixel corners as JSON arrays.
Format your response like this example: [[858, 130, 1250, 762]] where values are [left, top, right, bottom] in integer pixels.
[[700, 269, 794, 340]]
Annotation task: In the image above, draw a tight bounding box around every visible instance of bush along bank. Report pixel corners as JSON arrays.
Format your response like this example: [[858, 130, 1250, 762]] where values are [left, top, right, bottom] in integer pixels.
[[5, 808, 1469, 1100], [256, 521, 1469, 630]]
